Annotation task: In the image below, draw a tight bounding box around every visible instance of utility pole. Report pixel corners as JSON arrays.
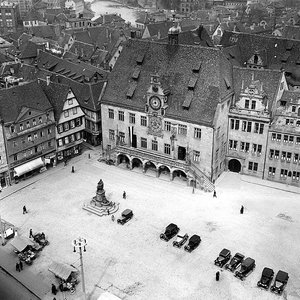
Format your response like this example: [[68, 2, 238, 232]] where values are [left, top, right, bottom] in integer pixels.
[[73, 237, 87, 300]]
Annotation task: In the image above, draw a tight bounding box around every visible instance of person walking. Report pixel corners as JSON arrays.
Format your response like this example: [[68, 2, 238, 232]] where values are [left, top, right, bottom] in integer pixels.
[[216, 271, 220, 281], [213, 190, 217, 198], [19, 261, 23, 271], [123, 191, 126, 199], [29, 229, 33, 238], [111, 215, 115, 222], [240, 205, 244, 214], [51, 284, 57, 295], [16, 262, 20, 272], [71, 166, 75, 173], [23, 205, 28, 214]]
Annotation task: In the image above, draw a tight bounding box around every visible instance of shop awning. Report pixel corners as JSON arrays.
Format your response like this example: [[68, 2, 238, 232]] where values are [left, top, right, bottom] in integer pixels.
[[14, 157, 44, 177], [10, 236, 35, 252], [48, 262, 77, 281]]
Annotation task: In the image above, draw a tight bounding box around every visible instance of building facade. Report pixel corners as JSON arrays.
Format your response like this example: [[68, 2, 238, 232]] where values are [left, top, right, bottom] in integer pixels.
[[0, 81, 56, 182], [101, 35, 234, 191], [227, 67, 288, 177], [265, 90, 300, 187], [0, 2, 19, 34]]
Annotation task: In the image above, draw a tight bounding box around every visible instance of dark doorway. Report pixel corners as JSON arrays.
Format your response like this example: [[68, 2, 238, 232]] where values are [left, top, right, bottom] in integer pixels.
[[132, 134, 137, 148], [228, 159, 241, 173], [178, 146, 186, 161]]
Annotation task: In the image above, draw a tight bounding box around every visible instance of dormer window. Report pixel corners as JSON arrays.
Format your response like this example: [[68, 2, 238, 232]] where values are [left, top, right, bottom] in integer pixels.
[[192, 62, 202, 73], [254, 54, 258, 64], [251, 100, 256, 110], [188, 77, 197, 90], [245, 99, 250, 109]]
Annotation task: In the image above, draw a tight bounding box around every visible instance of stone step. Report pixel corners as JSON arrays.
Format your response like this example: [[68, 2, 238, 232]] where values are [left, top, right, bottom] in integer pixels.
[[83, 203, 120, 217]]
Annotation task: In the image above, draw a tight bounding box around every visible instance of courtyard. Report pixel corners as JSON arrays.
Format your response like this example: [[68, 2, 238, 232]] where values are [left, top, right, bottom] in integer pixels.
[[0, 148, 300, 300]]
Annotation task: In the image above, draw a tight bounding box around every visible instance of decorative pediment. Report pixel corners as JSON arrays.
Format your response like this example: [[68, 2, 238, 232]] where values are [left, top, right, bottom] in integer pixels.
[[15, 107, 44, 123]]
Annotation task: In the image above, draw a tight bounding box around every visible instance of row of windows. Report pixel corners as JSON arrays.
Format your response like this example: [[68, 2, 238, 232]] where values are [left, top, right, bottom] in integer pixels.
[[248, 161, 258, 171], [271, 133, 300, 144], [11, 117, 44, 133], [228, 140, 262, 154], [64, 107, 78, 118], [12, 128, 53, 147], [108, 130, 201, 161], [285, 119, 300, 126], [108, 110, 202, 139], [269, 149, 300, 163], [57, 117, 82, 133], [268, 167, 300, 180], [230, 119, 264, 134], [57, 132, 82, 147], [13, 141, 53, 161]]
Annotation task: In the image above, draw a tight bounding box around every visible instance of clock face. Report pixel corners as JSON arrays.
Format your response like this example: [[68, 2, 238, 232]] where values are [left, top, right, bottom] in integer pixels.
[[150, 116, 162, 132], [149, 96, 161, 110]]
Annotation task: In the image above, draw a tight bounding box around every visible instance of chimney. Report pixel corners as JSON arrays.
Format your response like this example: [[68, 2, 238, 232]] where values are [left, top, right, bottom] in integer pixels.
[[46, 75, 51, 86]]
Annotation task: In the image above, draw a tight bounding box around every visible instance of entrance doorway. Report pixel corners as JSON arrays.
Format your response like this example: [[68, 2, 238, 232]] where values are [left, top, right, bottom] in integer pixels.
[[178, 146, 186, 161], [228, 159, 241, 173], [132, 134, 137, 148]]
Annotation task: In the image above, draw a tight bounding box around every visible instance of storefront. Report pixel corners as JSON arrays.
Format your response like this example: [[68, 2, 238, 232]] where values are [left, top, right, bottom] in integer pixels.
[[57, 144, 82, 162], [13, 157, 44, 181]]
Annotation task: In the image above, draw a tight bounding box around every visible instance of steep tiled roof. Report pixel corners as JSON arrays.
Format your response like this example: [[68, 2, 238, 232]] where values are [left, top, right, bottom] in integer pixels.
[[102, 39, 233, 126], [39, 79, 69, 121], [68, 40, 95, 60], [280, 90, 300, 104], [220, 31, 300, 70], [36, 50, 108, 82], [282, 25, 300, 41], [0, 81, 52, 123], [144, 21, 174, 39], [233, 66, 283, 112], [31, 25, 60, 40]]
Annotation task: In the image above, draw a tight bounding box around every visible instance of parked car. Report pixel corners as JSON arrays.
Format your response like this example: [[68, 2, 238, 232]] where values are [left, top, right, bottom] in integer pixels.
[[235, 257, 256, 280], [184, 235, 201, 252], [225, 253, 245, 272], [160, 223, 180, 241], [117, 209, 133, 225], [173, 233, 188, 248], [214, 248, 231, 267], [270, 270, 289, 295], [257, 267, 274, 289]]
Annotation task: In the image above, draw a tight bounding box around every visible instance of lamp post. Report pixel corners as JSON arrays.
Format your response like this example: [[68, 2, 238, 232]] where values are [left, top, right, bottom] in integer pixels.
[[72, 237, 87, 300]]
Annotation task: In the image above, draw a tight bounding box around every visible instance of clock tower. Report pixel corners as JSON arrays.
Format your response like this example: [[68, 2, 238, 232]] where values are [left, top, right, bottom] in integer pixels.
[[146, 74, 168, 137]]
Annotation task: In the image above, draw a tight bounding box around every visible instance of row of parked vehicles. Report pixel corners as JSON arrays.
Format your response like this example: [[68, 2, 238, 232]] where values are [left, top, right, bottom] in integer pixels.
[[159, 223, 201, 252], [214, 248, 289, 295]]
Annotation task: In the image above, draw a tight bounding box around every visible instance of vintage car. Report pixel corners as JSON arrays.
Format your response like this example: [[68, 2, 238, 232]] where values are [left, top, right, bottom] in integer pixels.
[[214, 248, 231, 268], [173, 233, 189, 248], [225, 252, 245, 272], [235, 257, 256, 280], [184, 235, 201, 252], [160, 223, 180, 241], [33, 232, 49, 248], [270, 270, 289, 295], [257, 267, 274, 289], [117, 209, 133, 225]]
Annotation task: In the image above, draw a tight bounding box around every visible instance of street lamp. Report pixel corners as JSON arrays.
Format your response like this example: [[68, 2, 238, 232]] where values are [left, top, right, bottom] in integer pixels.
[[72, 237, 87, 300]]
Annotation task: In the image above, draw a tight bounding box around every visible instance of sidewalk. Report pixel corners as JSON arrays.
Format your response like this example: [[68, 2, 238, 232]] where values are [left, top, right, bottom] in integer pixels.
[[0, 247, 49, 299], [241, 174, 300, 194]]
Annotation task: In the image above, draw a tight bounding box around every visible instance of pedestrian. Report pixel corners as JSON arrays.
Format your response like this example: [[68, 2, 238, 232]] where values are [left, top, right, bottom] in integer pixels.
[[23, 205, 27, 214], [64, 159, 67, 167], [71, 166, 75, 173], [88, 153, 91, 159], [16, 262, 20, 272], [240, 205, 244, 215], [51, 284, 57, 295], [111, 215, 115, 222], [213, 190, 217, 198], [123, 191, 126, 199], [29, 229, 33, 238], [216, 271, 220, 281], [19, 261, 23, 271]]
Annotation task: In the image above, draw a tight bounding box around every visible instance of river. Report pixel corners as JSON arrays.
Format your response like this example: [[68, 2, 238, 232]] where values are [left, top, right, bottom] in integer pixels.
[[89, 0, 144, 25]]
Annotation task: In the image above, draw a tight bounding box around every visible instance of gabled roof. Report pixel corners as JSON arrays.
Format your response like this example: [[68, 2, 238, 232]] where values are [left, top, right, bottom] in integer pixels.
[[36, 50, 108, 82], [0, 81, 52, 123], [220, 31, 300, 70], [282, 25, 300, 41], [233, 66, 283, 112], [102, 39, 233, 126], [39, 79, 69, 121], [31, 25, 60, 40]]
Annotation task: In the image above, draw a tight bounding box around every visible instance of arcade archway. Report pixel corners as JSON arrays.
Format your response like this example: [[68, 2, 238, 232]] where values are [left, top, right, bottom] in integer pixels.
[[228, 159, 241, 173]]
